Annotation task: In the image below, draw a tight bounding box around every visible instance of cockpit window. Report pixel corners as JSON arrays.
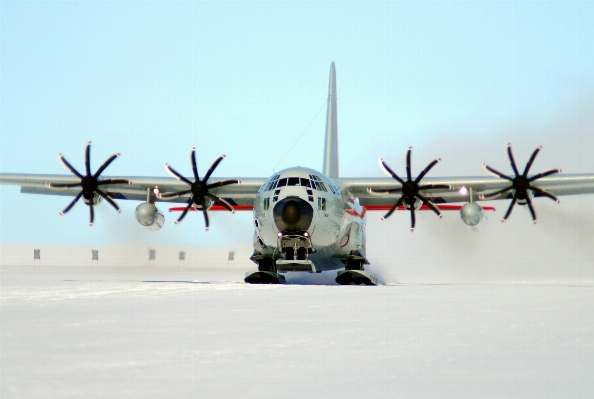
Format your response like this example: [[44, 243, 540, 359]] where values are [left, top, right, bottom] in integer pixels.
[[300, 178, 310, 187], [314, 181, 327, 192], [277, 178, 287, 187], [288, 177, 300, 186]]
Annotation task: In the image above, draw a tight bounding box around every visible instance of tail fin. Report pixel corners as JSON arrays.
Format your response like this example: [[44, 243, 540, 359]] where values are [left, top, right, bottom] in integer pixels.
[[323, 62, 339, 178]]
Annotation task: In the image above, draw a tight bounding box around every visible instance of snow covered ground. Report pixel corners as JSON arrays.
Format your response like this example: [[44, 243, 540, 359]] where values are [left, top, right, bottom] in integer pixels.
[[2, 263, 593, 399]]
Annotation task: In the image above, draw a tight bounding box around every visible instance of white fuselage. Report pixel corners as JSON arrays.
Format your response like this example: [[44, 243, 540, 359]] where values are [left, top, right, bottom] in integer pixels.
[[252, 167, 366, 272]]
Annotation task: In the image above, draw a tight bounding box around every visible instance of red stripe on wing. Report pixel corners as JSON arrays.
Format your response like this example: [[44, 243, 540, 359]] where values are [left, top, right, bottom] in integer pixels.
[[168, 205, 254, 212]]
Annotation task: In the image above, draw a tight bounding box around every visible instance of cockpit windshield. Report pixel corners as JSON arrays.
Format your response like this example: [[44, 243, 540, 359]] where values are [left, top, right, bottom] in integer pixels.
[[263, 174, 330, 193]]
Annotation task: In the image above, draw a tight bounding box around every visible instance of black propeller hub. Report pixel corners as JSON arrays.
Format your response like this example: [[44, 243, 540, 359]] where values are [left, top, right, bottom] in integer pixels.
[[191, 181, 208, 201], [402, 181, 419, 198], [513, 176, 529, 199], [81, 177, 97, 192]]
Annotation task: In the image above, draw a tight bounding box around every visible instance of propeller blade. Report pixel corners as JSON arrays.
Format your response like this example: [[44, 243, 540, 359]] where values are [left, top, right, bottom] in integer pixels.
[[47, 182, 81, 189], [525, 194, 537, 224], [367, 187, 402, 196], [530, 186, 560, 203], [93, 154, 121, 179], [174, 198, 194, 224], [380, 196, 404, 221], [58, 154, 84, 179], [191, 146, 199, 181], [523, 146, 542, 176], [97, 179, 130, 186], [207, 179, 239, 189], [95, 188, 121, 213], [206, 193, 235, 213], [417, 184, 451, 191], [164, 163, 194, 186], [529, 168, 562, 182], [502, 193, 518, 222], [507, 143, 520, 176], [378, 158, 405, 184], [406, 146, 412, 181], [201, 198, 210, 230], [417, 194, 442, 218], [59, 191, 83, 215], [158, 189, 192, 200], [410, 208, 416, 231], [89, 202, 94, 226], [415, 158, 441, 183], [85, 141, 92, 176], [203, 155, 226, 183], [479, 185, 513, 200], [483, 163, 514, 180]]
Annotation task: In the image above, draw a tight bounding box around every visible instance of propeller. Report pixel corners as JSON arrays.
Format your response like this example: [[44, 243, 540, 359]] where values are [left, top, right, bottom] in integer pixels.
[[47, 141, 130, 226], [368, 146, 451, 231], [479, 143, 562, 223], [158, 147, 239, 230]]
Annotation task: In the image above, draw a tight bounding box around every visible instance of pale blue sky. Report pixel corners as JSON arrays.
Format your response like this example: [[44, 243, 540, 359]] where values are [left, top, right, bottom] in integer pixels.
[[1, 1, 594, 252]]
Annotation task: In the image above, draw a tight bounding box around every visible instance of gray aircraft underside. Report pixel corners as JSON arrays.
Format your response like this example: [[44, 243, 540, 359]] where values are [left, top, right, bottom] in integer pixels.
[[2, 62, 594, 285]]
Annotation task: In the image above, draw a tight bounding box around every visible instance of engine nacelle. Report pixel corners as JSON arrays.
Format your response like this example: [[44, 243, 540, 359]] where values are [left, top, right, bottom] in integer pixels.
[[460, 203, 488, 231], [403, 197, 423, 210], [135, 203, 165, 231], [82, 192, 103, 206]]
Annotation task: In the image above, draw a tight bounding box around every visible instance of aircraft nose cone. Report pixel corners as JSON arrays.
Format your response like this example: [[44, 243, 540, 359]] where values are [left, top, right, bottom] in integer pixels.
[[273, 197, 314, 233]]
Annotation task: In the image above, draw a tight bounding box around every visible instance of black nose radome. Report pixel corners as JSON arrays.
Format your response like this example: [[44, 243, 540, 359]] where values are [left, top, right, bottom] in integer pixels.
[[273, 197, 314, 233]]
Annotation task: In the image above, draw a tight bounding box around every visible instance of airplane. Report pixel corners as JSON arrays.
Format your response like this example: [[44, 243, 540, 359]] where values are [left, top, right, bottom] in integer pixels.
[[2, 62, 594, 285]]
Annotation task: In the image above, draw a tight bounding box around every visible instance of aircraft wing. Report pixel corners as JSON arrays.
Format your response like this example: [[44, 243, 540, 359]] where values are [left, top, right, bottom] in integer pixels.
[[0, 173, 265, 207], [336, 174, 594, 206]]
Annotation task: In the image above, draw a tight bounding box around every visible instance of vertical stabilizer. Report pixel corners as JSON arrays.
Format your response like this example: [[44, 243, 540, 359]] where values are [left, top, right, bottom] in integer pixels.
[[323, 62, 339, 178]]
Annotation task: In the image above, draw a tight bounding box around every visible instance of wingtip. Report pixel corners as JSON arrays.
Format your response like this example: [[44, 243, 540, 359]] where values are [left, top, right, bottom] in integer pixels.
[[89, 223, 93, 227], [221, 154, 227, 159], [501, 219, 507, 223], [87, 140, 92, 146], [438, 214, 443, 219], [506, 142, 512, 147], [380, 217, 385, 221], [408, 145, 413, 151], [205, 227, 210, 231], [191, 146, 196, 151], [174, 221, 180, 225], [410, 228, 415, 232], [59, 212, 64, 216], [115, 152, 121, 157], [117, 209, 122, 214], [533, 220, 538, 224]]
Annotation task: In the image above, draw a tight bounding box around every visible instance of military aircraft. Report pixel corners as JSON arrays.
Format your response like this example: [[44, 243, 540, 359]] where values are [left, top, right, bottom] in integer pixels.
[[2, 63, 594, 285]]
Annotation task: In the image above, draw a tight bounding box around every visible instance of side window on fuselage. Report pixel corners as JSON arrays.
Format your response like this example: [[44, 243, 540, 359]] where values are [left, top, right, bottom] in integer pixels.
[[317, 197, 326, 211], [264, 197, 270, 210]]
